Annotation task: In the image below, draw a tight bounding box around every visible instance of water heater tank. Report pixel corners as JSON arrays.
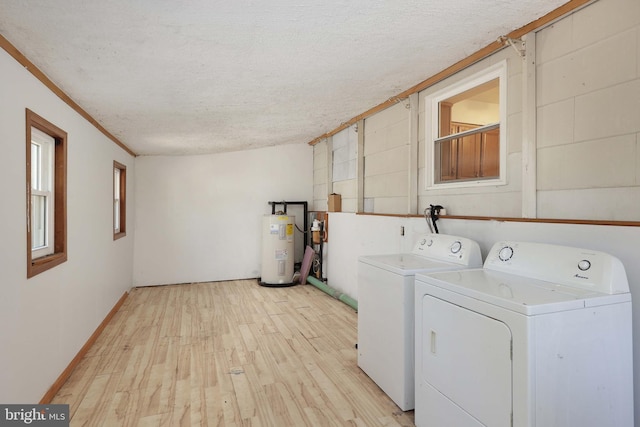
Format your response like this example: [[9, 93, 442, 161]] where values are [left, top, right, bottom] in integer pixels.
[[261, 214, 295, 286]]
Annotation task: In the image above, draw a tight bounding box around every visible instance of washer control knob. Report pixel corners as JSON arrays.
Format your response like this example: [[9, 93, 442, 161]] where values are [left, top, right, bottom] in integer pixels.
[[426, 239, 434, 247], [498, 246, 514, 261], [450, 241, 462, 254], [420, 239, 426, 246], [578, 259, 591, 271]]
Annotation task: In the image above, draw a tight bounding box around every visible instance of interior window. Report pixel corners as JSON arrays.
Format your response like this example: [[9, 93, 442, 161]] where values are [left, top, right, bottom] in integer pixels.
[[427, 61, 506, 188]]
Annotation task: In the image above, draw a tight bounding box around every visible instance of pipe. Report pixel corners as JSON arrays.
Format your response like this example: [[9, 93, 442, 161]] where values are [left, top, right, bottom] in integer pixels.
[[338, 293, 358, 310], [306, 276, 358, 311]]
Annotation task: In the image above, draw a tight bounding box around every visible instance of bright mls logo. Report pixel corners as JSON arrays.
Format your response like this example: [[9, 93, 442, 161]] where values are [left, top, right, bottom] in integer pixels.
[[0, 405, 68, 426]]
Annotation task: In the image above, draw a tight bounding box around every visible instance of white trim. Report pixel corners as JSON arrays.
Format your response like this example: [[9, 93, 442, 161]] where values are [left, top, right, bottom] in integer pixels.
[[425, 60, 508, 190], [521, 33, 537, 218], [357, 119, 365, 213], [408, 93, 419, 214]]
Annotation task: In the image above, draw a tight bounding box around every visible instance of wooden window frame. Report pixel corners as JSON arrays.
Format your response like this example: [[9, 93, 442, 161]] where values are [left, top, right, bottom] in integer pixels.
[[26, 109, 67, 278], [113, 161, 127, 240]]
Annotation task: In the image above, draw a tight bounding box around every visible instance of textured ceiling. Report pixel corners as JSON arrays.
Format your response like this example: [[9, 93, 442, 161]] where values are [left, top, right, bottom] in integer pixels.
[[0, 0, 568, 156]]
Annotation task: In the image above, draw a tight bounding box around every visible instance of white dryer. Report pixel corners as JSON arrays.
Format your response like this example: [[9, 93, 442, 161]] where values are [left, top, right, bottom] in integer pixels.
[[414, 241, 633, 427], [358, 233, 482, 411]]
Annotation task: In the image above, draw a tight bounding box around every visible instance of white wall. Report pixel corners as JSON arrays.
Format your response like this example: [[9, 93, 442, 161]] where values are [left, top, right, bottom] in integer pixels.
[[332, 126, 359, 212], [364, 102, 410, 214], [133, 143, 313, 286], [0, 48, 135, 403], [313, 140, 329, 211], [536, 0, 640, 220], [326, 213, 404, 298], [326, 212, 640, 424]]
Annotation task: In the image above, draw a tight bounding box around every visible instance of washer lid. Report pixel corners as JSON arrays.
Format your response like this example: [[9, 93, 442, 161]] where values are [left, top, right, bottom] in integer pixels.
[[415, 269, 631, 315], [359, 254, 465, 276]]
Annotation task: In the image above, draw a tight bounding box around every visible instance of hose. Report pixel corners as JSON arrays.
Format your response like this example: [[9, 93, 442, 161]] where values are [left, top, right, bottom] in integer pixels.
[[424, 207, 434, 233], [424, 204, 443, 234]]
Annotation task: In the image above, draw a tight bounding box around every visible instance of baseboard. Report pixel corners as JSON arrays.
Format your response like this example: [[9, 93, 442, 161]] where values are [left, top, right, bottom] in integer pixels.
[[39, 290, 130, 404]]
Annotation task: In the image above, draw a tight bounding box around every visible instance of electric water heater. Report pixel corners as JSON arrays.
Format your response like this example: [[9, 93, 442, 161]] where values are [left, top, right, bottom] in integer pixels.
[[260, 214, 295, 286]]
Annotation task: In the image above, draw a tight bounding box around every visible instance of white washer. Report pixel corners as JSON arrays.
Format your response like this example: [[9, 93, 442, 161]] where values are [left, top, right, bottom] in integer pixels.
[[358, 233, 482, 411], [414, 241, 634, 427]]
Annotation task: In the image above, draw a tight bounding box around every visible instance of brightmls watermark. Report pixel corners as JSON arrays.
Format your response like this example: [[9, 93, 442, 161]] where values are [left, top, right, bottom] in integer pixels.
[[0, 405, 69, 426]]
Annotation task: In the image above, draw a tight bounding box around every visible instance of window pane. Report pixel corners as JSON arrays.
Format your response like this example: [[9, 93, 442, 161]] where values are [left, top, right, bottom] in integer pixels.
[[439, 78, 499, 138], [114, 200, 120, 232], [435, 127, 500, 183], [481, 128, 500, 178], [434, 73, 501, 185], [31, 143, 41, 191], [114, 168, 120, 195], [113, 162, 126, 238], [30, 130, 54, 256], [31, 194, 47, 249]]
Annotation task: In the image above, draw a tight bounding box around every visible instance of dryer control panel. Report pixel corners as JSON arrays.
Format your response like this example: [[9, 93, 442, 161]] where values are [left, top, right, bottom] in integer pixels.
[[484, 241, 629, 294]]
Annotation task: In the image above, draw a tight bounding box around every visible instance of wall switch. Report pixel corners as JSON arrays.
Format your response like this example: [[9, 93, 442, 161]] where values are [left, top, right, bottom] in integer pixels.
[[400, 226, 405, 236]]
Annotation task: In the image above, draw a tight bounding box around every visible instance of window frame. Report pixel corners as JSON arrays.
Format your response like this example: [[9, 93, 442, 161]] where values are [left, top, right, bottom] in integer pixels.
[[425, 60, 507, 189], [26, 109, 67, 278], [113, 161, 127, 240]]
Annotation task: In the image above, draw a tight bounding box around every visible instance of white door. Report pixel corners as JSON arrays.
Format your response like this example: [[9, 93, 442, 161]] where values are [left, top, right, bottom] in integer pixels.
[[421, 295, 512, 427]]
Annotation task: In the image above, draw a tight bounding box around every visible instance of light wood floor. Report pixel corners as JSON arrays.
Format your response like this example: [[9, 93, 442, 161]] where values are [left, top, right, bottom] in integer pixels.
[[52, 279, 415, 426]]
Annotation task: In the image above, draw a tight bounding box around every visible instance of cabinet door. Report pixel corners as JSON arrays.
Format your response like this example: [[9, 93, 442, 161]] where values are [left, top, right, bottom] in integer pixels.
[[420, 295, 512, 427], [444, 123, 499, 181], [456, 133, 481, 179], [450, 123, 481, 180], [438, 139, 456, 181], [480, 128, 500, 178]]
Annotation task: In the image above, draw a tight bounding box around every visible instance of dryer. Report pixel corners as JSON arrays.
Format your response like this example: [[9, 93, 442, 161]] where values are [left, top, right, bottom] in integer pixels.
[[358, 233, 482, 411], [414, 241, 633, 427]]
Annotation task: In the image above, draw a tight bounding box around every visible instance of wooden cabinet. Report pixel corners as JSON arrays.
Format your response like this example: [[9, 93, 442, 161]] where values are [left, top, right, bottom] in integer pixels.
[[438, 122, 499, 182]]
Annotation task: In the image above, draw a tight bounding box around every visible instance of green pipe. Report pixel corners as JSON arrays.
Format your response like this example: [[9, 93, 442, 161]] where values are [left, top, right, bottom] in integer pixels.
[[307, 276, 358, 311], [306, 275, 336, 296], [338, 293, 358, 311]]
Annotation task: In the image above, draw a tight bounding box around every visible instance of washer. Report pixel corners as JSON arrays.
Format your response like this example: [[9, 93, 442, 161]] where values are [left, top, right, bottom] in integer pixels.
[[358, 233, 482, 411], [414, 241, 633, 427]]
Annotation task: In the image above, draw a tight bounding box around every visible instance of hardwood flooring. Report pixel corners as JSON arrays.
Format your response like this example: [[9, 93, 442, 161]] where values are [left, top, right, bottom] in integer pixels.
[[52, 279, 415, 426]]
